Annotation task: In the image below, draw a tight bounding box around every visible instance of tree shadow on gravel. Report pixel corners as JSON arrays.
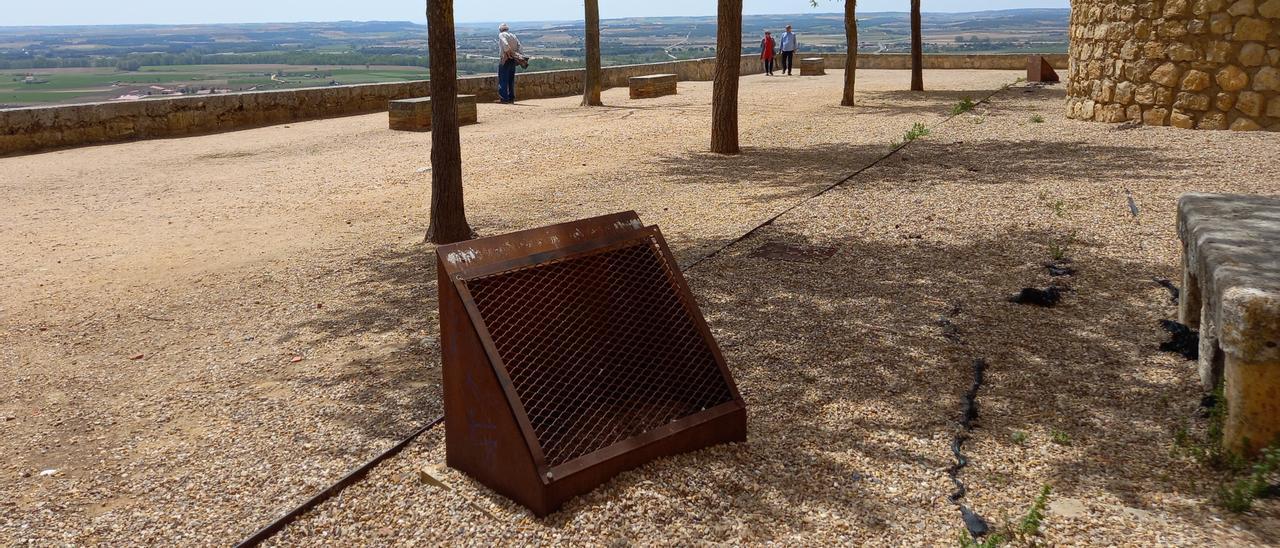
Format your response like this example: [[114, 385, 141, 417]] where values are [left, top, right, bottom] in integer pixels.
[[269, 126, 1250, 540], [649, 138, 1193, 213], [287, 245, 443, 442], [659, 219, 1269, 540]]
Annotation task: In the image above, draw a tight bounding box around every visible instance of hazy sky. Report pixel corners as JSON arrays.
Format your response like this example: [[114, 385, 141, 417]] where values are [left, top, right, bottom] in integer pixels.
[[6, 1, 1070, 27]]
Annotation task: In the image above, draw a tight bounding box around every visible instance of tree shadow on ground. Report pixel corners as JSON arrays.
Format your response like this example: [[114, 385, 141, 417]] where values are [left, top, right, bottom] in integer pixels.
[[648, 138, 1193, 212], [273, 126, 1263, 539], [676, 218, 1268, 540]]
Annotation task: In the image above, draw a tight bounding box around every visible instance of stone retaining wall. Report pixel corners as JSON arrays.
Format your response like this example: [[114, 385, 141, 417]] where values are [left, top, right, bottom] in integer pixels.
[[834, 52, 1068, 70], [1, 53, 1051, 156], [1067, 0, 1280, 130]]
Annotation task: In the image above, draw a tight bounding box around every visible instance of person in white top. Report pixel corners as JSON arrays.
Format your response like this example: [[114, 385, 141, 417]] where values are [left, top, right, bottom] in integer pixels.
[[497, 23, 522, 104]]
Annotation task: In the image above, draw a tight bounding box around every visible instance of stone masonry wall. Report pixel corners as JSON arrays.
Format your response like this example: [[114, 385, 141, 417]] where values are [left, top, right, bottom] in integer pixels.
[[1067, 0, 1280, 130], [1, 53, 1059, 156]]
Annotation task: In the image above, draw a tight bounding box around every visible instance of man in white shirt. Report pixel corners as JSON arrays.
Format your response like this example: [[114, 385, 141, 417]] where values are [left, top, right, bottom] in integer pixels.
[[498, 23, 522, 103], [779, 25, 798, 76]]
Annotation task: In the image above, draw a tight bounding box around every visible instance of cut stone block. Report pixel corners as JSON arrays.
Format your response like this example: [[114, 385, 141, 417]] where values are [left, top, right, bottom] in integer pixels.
[[800, 58, 826, 76], [628, 74, 678, 99], [1178, 192, 1280, 455], [388, 95, 478, 132]]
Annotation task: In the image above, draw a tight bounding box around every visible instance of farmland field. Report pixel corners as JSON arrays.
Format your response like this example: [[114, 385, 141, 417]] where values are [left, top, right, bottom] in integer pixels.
[[1, 65, 427, 106], [0, 9, 1069, 107]]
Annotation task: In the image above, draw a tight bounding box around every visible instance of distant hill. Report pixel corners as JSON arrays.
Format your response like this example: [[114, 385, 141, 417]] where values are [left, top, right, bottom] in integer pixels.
[[0, 9, 1068, 106]]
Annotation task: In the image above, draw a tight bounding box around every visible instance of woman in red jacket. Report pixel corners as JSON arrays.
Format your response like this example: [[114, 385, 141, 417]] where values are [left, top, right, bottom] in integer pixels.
[[761, 31, 776, 76]]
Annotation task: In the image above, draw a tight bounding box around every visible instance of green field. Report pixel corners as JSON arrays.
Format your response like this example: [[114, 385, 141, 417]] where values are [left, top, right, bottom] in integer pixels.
[[1, 65, 428, 107]]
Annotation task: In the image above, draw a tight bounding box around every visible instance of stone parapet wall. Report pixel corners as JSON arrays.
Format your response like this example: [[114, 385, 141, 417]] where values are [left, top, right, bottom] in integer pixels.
[[2, 53, 1047, 156], [834, 53, 1068, 70], [1067, 0, 1280, 130]]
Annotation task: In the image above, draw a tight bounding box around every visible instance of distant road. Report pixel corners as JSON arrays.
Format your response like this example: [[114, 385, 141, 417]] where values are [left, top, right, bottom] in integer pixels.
[[665, 29, 693, 60]]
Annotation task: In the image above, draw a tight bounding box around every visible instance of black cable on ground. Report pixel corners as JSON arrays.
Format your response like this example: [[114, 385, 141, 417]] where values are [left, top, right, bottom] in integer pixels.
[[234, 415, 445, 548], [236, 79, 1020, 546], [950, 358, 992, 538]]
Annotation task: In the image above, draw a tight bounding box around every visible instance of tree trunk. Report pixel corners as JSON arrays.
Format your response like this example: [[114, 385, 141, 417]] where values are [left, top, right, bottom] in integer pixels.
[[841, 1, 858, 106], [582, 0, 603, 106], [710, 0, 742, 155], [910, 0, 923, 91], [425, 0, 473, 244]]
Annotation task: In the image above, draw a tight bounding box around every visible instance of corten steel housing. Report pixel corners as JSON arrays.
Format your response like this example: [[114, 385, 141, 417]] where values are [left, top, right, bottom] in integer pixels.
[[435, 212, 747, 516], [1027, 55, 1060, 83]]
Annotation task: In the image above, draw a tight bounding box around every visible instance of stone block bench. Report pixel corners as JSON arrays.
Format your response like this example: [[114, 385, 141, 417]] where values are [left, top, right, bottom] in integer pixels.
[[629, 74, 678, 100], [800, 58, 826, 76], [1178, 192, 1280, 455], [389, 95, 478, 131]]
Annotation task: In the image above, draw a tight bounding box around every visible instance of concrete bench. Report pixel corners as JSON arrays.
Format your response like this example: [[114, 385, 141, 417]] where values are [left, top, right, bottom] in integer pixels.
[[388, 95, 478, 131], [629, 74, 678, 100], [800, 58, 826, 76], [1178, 192, 1280, 455]]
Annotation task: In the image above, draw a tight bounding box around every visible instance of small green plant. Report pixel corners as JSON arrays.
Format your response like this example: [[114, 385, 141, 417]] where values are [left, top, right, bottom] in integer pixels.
[[1175, 384, 1248, 471], [1051, 199, 1067, 218], [1048, 231, 1077, 262], [1030, 114, 1045, 123], [958, 530, 1006, 548], [953, 97, 977, 115], [1051, 429, 1072, 446], [891, 122, 931, 149], [1011, 431, 1029, 446], [1219, 445, 1280, 512], [958, 485, 1053, 547], [1016, 485, 1053, 538]]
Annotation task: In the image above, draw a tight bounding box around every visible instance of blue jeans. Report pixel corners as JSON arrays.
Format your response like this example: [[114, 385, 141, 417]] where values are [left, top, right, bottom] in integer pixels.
[[498, 60, 517, 103]]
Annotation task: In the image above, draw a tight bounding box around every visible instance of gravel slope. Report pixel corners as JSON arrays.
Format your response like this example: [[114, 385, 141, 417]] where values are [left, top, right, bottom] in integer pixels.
[[1, 69, 1017, 545], [4, 69, 1278, 545]]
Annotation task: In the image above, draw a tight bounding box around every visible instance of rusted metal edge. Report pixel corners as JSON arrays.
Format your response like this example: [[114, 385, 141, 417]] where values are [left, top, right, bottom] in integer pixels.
[[437, 211, 643, 278]]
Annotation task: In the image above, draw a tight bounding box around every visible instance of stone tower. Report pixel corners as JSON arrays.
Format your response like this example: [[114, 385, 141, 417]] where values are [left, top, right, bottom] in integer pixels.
[[1067, 0, 1280, 130]]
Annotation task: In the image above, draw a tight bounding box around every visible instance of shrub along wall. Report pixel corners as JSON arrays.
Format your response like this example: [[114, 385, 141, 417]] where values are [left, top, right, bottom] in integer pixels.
[[1, 53, 1057, 156]]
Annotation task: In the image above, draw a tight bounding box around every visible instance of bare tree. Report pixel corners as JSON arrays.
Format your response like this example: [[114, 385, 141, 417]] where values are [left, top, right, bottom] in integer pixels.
[[910, 0, 923, 91], [711, 0, 743, 154], [425, 0, 473, 244], [810, 1, 858, 106], [582, 0, 603, 106], [840, 1, 858, 106]]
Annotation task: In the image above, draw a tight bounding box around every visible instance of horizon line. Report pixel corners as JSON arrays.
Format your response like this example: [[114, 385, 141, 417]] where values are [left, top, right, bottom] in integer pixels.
[[0, 7, 1072, 30]]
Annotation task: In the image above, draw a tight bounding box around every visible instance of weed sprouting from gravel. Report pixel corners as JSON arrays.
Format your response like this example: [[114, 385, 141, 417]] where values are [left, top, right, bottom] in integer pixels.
[[1011, 431, 1028, 446], [953, 97, 977, 115], [1050, 430, 1072, 446], [1030, 115, 1045, 123], [1171, 383, 1280, 512], [1220, 446, 1280, 512], [958, 530, 1005, 548], [893, 122, 932, 148], [957, 485, 1053, 547], [1176, 386, 1248, 472], [1016, 485, 1052, 539], [1048, 231, 1077, 262]]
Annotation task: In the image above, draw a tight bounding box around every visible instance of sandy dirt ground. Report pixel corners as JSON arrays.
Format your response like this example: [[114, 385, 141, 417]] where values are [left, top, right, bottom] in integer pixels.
[[2, 69, 1278, 545]]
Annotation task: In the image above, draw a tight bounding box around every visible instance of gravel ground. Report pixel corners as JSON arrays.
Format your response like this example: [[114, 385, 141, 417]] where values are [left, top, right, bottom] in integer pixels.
[[3, 69, 1278, 545]]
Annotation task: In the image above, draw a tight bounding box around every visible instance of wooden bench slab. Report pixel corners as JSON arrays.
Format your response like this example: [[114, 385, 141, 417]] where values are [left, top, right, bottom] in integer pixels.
[[800, 58, 826, 76], [629, 74, 678, 100], [389, 95, 478, 131], [1178, 192, 1280, 455]]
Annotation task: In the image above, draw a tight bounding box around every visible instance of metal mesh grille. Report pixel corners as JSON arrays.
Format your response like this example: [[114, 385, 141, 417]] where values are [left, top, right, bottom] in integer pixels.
[[463, 236, 734, 468]]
